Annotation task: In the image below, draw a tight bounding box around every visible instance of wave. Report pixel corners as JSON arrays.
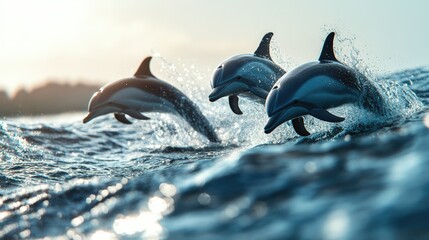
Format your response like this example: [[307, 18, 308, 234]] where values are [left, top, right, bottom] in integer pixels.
[[1, 120, 429, 239], [1, 48, 429, 239]]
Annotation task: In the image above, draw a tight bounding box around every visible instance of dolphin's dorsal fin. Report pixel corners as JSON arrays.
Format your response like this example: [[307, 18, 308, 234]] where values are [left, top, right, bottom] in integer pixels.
[[254, 32, 274, 60], [319, 32, 338, 62], [134, 56, 155, 77]]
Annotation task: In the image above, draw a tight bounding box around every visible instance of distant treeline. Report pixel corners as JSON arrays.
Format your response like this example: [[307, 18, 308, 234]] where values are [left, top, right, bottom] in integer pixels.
[[0, 83, 100, 116]]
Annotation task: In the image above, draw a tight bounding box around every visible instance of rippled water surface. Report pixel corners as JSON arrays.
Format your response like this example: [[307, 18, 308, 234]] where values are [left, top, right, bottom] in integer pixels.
[[1, 61, 429, 239]]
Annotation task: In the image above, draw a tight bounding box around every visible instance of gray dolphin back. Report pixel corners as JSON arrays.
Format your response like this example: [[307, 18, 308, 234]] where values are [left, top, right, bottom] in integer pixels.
[[318, 32, 386, 114]]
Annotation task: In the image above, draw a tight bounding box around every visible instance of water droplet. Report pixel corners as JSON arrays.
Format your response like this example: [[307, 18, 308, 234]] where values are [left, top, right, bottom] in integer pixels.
[[121, 178, 128, 185], [305, 161, 317, 174], [224, 204, 239, 218], [324, 209, 349, 240], [148, 196, 169, 214], [86, 194, 96, 204], [90, 230, 117, 240], [19, 230, 31, 238], [19, 205, 29, 214], [71, 216, 84, 227], [67, 229, 82, 240], [0, 211, 11, 221], [159, 183, 177, 198], [423, 114, 429, 128], [197, 193, 211, 206], [253, 202, 267, 218], [101, 189, 109, 197], [344, 134, 351, 141], [96, 195, 103, 202]]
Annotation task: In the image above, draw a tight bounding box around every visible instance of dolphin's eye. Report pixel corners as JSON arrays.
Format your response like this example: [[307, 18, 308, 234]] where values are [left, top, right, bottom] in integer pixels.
[[273, 85, 279, 89], [293, 100, 299, 104], [237, 76, 242, 80]]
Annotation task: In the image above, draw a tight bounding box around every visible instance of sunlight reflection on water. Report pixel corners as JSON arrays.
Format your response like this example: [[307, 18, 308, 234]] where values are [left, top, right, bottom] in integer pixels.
[[113, 211, 164, 238], [323, 208, 350, 240]]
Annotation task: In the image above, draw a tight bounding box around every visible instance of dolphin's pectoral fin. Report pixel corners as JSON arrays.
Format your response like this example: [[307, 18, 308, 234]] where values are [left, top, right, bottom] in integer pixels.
[[254, 32, 274, 60], [134, 56, 155, 78], [292, 117, 311, 136], [310, 109, 345, 122], [250, 87, 270, 99], [114, 113, 132, 124], [229, 95, 243, 115], [319, 32, 339, 62], [123, 110, 150, 120]]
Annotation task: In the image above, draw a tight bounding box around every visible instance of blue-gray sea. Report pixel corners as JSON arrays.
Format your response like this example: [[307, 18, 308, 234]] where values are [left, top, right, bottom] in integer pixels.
[[1, 56, 429, 239]]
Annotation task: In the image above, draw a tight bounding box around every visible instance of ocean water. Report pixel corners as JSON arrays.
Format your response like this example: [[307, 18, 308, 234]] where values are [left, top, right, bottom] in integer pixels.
[[1, 57, 429, 239]]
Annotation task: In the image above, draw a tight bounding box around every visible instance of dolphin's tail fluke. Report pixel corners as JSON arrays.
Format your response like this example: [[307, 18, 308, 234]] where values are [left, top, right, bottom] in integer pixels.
[[355, 72, 387, 115], [361, 82, 387, 115], [184, 107, 220, 142], [175, 97, 220, 143]]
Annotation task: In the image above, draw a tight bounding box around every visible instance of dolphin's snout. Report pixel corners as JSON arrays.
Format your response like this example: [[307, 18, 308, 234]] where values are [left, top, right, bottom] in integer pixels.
[[83, 111, 98, 123], [264, 113, 283, 134], [208, 82, 249, 103], [208, 85, 228, 102], [208, 90, 221, 102], [264, 125, 275, 134], [83, 113, 92, 123], [264, 105, 310, 134]]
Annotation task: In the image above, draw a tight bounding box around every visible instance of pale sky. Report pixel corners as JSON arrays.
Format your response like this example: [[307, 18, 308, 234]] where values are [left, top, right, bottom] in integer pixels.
[[1, 0, 428, 94]]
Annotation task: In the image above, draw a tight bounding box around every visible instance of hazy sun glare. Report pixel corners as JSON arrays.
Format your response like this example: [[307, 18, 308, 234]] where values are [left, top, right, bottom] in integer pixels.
[[0, 0, 247, 94], [1, 1, 87, 53], [0, 1, 92, 93], [1, 0, 429, 94]]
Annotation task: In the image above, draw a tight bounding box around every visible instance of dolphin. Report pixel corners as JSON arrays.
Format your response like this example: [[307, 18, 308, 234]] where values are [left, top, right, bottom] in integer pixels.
[[209, 32, 285, 113], [208, 33, 310, 135], [264, 32, 385, 135], [83, 56, 220, 143]]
